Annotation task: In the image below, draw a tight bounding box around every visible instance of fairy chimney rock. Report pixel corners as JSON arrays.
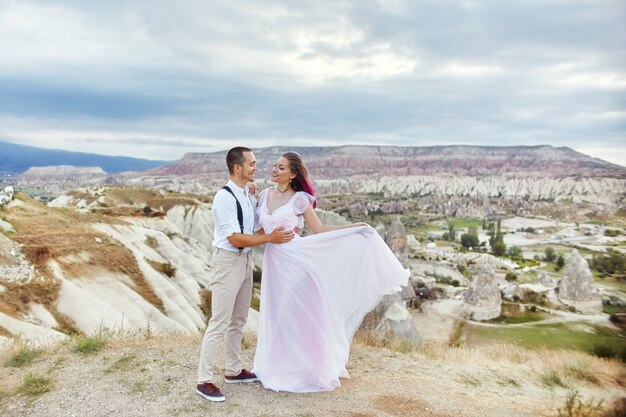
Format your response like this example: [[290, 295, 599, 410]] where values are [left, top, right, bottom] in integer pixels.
[[386, 219, 408, 265], [463, 265, 502, 321], [558, 250, 602, 313], [375, 223, 386, 240], [386, 219, 406, 251], [361, 293, 421, 347]]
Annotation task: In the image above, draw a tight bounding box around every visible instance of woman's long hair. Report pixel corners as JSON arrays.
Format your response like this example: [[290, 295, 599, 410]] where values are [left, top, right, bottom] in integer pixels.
[[283, 152, 317, 208]]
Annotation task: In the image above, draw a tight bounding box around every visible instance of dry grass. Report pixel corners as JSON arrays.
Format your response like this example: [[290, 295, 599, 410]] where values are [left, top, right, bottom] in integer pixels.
[[104, 188, 162, 206], [145, 259, 176, 278], [0, 279, 80, 334], [198, 289, 212, 323], [353, 330, 416, 354], [0, 326, 12, 338], [415, 341, 625, 387], [0, 279, 60, 317], [4, 345, 42, 368], [17, 373, 53, 397], [101, 187, 204, 213]]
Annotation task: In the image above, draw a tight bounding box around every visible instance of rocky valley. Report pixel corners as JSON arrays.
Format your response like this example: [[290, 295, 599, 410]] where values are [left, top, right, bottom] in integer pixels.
[[0, 144, 624, 416]]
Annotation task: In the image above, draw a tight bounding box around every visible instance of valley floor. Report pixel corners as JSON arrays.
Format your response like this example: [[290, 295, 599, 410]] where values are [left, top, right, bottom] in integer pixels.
[[1, 332, 624, 417]]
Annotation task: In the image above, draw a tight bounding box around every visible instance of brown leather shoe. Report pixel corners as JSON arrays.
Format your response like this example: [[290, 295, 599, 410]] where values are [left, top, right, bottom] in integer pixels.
[[196, 382, 225, 402], [224, 369, 258, 383]]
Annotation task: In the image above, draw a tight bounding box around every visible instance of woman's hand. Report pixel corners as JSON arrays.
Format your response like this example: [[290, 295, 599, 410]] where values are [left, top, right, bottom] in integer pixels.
[[247, 182, 258, 196]]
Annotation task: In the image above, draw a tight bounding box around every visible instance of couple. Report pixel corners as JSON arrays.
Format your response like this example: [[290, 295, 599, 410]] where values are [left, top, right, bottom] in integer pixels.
[[196, 147, 409, 401]]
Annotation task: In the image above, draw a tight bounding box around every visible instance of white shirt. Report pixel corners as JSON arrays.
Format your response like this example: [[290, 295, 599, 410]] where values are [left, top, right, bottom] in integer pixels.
[[212, 180, 256, 253]]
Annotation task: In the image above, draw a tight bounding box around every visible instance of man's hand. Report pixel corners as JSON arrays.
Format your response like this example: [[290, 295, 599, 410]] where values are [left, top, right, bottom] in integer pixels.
[[267, 227, 295, 244]]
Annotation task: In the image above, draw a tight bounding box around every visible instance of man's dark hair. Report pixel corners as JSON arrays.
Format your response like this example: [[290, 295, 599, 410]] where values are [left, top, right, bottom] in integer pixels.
[[226, 147, 252, 175]]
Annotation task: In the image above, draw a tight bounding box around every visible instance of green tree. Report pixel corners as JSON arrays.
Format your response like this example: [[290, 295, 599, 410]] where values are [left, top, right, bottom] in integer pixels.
[[591, 249, 626, 277], [508, 246, 522, 257], [492, 241, 507, 256], [446, 223, 457, 242], [460, 227, 480, 249], [556, 254, 565, 270], [490, 221, 506, 256], [544, 247, 556, 262]]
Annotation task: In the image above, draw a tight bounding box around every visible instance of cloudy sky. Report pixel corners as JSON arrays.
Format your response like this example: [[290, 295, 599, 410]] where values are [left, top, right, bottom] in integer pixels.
[[1, 0, 624, 165]]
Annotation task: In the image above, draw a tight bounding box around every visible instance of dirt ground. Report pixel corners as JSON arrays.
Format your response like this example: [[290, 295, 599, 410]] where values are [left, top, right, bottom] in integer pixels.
[[1, 331, 624, 417]]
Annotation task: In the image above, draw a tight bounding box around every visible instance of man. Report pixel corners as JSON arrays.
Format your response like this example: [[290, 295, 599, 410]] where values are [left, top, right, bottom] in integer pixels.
[[196, 146, 295, 402]]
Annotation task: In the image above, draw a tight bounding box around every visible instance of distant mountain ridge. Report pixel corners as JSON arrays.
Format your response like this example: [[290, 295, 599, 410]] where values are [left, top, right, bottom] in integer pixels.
[[147, 145, 626, 178], [0, 140, 172, 175]]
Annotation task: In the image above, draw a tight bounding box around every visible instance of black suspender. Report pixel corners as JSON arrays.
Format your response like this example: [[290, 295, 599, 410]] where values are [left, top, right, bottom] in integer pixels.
[[221, 186, 244, 250]]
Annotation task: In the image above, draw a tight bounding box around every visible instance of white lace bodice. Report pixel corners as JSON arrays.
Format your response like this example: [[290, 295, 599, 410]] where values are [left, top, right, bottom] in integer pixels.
[[256, 190, 315, 234]]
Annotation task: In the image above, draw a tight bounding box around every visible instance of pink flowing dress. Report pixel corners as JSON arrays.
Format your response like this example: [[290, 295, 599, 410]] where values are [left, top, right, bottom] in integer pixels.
[[252, 190, 409, 392]]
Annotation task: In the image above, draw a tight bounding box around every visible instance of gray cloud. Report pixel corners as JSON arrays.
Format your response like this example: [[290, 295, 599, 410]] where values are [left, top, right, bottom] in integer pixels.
[[0, 0, 623, 164]]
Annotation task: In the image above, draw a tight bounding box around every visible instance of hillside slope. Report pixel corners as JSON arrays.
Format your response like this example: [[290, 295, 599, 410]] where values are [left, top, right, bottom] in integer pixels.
[[0, 190, 216, 344]]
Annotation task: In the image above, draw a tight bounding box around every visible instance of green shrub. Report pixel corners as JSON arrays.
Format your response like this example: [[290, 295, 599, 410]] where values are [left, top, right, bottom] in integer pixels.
[[5, 346, 41, 368], [591, 344, 626, 362], [74, 335, 104, 354], [18, 373, 53, 397], [144, 236, 157, 248], [541, 370, 567, 388], [505, 272, 518, 282]]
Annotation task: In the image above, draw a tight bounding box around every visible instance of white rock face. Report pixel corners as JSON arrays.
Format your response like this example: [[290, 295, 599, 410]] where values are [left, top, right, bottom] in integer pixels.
[[461, 253, 519, 271], [27, 303, 58, 328], [51, 261, 189, 335], [375, 302, 421, 345], [502, 283, 523, 301], [463, 265, 502, 321], [408, 260, 468, 286], [165, 204, 215, 251], [538, 271, 557, 288], [47, 195, 75, 208], [558, 250, 602, 313], [363, 293, 421, 346], [316, 176, 625, 204], [0, 311, 67, 346], [406, 234, 420, 255]]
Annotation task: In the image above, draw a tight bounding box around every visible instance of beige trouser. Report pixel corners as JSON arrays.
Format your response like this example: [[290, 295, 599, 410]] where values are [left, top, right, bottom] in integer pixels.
[[197, 248, 253, 384]]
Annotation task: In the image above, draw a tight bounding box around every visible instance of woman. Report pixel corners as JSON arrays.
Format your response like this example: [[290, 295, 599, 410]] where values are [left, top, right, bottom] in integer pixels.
[[252, 152, 409, 393]]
